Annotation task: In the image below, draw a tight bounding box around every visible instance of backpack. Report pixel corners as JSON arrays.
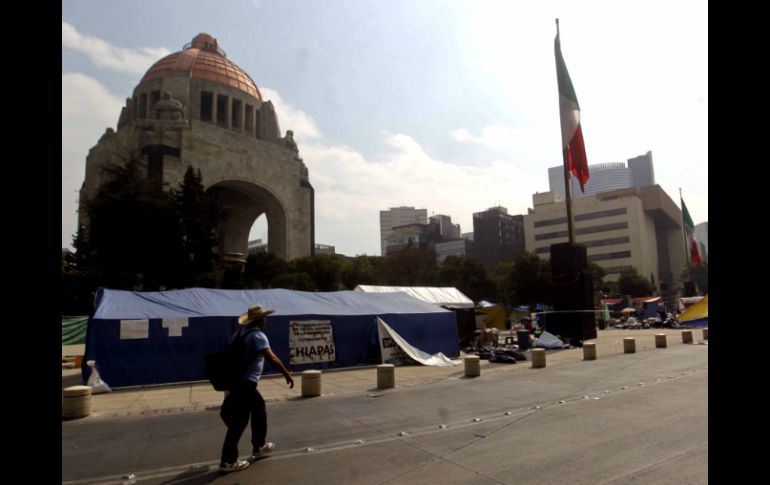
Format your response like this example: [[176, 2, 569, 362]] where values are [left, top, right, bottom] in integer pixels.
[[205, 328, 256, 391]]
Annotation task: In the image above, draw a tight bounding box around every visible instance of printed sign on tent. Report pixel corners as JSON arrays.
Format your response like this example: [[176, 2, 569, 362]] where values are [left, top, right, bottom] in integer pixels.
[[289, 320, 336, 365]]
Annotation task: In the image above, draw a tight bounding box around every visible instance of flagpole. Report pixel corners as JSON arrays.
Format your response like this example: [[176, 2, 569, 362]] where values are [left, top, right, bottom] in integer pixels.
[[679, 187, 690, 279], [556, 18, 576, 244]]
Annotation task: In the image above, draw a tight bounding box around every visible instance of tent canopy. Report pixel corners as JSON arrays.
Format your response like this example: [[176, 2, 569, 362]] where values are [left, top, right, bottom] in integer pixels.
[[86, 288, 458, 388], [679, 294, 708, 327], [354, 285, 474, 309]]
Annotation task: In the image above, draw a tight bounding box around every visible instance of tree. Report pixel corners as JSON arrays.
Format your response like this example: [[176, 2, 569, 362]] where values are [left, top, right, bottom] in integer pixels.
[[679, 259, 708, 295], [170, 166, 222, 287], [340, 256, 378, 289], [617, 267, 654, 297], [85, 157, 183, 290], [291, 254, 347, 291], [270, 272, 314, 291], [436, 255, 493, 302], [243, 252, 289, 288], [379, 248, 437, 286], [506, 250, 552, 308]]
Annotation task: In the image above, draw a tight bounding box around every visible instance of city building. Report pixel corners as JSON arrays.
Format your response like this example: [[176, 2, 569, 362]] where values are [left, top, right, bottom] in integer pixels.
[[523, 185, 685, 290], [384, 223, 434, 255], [472, 206, 525, 273], [435, 239, 474, 265], [548, 151, 655, 199], [429, 214, 461, 240], [314, 243, 336, 255], [379, 207, 427, 255]]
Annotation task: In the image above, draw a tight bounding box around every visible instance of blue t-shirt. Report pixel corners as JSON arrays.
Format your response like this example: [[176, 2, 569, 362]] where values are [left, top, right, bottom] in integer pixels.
[[241, 329, 270, 383]]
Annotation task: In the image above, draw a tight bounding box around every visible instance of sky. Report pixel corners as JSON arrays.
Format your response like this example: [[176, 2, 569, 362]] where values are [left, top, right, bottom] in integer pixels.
[[62, 0, 708, 257]]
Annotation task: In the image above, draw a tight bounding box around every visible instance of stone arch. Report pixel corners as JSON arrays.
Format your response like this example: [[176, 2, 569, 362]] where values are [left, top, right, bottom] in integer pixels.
[[205, 179, 288, 260]]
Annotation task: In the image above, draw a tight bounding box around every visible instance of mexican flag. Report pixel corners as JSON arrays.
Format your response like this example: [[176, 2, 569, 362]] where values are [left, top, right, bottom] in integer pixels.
[[681, 197, 702, 266], [555, 29, 589, 192]]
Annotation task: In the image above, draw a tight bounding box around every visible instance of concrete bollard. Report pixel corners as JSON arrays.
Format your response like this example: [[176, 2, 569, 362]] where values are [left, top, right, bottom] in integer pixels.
[[623, 337, 636, 354], [464, 355, 481, 377], [583, 342, 596, 360], [655, 334, 667, 348], [681, 330, 693, 344], [62, 385, 92, 419], [531, 348, 546, 368], [702, 328, 708, 340], [301, 370, 322, 397], [377, 364, 395, 389]]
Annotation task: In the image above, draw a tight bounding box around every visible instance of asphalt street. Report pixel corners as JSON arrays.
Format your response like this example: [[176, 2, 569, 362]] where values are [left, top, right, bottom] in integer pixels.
[[63, 342, 707, 484]]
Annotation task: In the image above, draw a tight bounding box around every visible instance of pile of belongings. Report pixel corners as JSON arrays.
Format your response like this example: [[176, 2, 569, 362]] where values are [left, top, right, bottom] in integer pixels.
[[532, 331, 567, 349], [469, 347, 528, 363]]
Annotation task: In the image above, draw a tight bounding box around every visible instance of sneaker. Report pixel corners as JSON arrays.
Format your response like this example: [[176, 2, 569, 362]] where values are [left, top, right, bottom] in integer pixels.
[[219, 460, 250, 474], [248, 442, 275, 462]]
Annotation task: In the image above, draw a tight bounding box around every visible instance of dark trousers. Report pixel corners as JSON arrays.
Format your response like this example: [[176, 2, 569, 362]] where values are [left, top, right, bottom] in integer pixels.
[[220, 379, 267, 464]]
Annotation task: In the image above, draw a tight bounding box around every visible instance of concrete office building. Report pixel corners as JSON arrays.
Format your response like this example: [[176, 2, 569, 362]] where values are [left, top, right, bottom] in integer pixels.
[[548, 151, 655, 199], [523, 185, 685, 290], [380, 207, 428, 255], [430, 214, 461, 241], [435, 239, 474, 265], [472, 206, 526, 273]]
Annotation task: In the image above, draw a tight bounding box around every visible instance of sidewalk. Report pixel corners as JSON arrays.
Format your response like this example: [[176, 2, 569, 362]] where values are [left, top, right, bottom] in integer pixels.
[[62, 328, 706, 420]]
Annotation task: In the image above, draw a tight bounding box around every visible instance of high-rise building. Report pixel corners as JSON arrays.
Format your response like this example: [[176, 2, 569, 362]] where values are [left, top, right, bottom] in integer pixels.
[[523, 185, 685, 292], [549, 151, 655, 199], [472, 206, 525, 273], [379, 207, 427, 255], [429, 214, 461, 241]]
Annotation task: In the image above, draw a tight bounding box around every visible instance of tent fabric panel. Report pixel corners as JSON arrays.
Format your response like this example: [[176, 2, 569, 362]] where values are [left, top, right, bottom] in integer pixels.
[[62, 315, 88, 345], [93, 288, 451, 320], [354, 285, 474, 309]]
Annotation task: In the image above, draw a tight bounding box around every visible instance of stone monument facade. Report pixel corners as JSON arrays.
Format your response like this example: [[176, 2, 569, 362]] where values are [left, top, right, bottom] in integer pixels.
[[79, 33, 314, 262]]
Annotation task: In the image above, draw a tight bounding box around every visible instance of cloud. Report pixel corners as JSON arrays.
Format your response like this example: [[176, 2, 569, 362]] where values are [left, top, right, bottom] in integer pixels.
[[62, 73, 124, 248], [62, 21, 170, 75], [260, 87, 322, 142], [301, 131, 542, 256]]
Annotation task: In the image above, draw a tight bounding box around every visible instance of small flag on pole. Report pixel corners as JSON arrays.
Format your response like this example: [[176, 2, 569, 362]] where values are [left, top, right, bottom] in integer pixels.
[[555, 22, 589, 192]]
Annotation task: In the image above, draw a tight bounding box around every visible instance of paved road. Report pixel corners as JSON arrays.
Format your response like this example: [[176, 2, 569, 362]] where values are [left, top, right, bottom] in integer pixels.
[[63, 342, 707, 484]]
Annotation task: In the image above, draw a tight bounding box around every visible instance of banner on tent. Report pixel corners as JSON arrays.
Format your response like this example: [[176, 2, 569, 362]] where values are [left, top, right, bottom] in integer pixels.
[[377, 317, 459, 367], [289, 320, 336, 364]]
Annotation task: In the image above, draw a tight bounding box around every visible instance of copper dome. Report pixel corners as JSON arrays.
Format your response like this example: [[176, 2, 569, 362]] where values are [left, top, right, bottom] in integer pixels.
[[140, 33, 262, 101]]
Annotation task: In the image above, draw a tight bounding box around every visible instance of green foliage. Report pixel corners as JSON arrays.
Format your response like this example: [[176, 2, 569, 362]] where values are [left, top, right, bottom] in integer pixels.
[[340, 256, 378, 289], [679, 259, 708, 295], [291, 254, 348, 291], [270, 272, 314, 291], [85, 157, 183, 290], [170, 166, 221, 287], [378, 249, 437, 286], [617, 266, 655, 297], [436, 255, 493, 302], [244, 252, 289, 288], [505, 250, 553, 308]]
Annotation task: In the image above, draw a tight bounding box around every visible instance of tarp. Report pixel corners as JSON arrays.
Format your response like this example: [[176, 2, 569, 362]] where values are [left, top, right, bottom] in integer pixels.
[[678, 294, 708, 327], [85, 288, 459, 388], [679, 296, 705, 312], [62, 315, 88, 344], [533, 331, 566, 349], [354, 285, 474, 309], [377, 317, 459, 366]]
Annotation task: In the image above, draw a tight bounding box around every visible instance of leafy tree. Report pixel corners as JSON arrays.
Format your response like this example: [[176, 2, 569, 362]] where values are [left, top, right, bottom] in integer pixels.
[[170, 166, 221, 287], [291, 254, 347, 291], [584, 263, 606, 293], [271, 272, 314, 291], [244, 252, 289, 288], [436, 255, 493, 302], [617, 266, 654, 297], [85, 157, 183, 290], [506, 250, 552, 308], [379, 248, 437, 286], [340, 256, 378, 289], [679, 259, 708, 295]]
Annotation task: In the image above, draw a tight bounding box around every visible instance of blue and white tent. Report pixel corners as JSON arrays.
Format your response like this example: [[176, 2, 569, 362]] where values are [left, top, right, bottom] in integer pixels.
[[84, 288, 458, 388]]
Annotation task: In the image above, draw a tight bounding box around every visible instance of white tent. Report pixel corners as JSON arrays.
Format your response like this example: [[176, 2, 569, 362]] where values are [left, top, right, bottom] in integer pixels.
[[354, 285, 474, 309]]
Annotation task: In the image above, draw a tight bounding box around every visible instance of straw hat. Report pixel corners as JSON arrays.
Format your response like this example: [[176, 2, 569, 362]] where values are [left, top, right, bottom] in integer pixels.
[[238, 305, 275, 325]]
